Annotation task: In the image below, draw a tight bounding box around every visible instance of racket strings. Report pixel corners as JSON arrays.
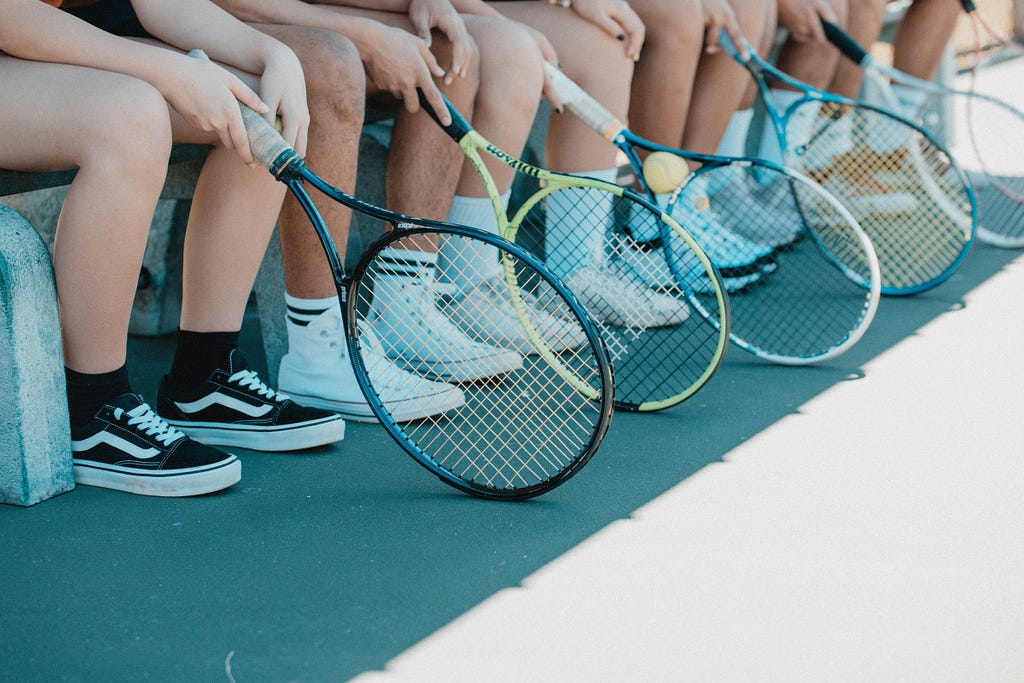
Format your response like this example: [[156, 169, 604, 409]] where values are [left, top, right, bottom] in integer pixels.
[[785, 100, 973, 291], [509, 180, 727, 409], [687, 163, 878, 362], [350, 230, 607, 495]]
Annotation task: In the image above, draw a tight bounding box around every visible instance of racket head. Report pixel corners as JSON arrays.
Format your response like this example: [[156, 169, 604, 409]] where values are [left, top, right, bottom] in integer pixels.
[[775, 95, 976, 295], [500, 169, 730, 412], [342, 224, 614, 501], [663, 159, 881, 364]]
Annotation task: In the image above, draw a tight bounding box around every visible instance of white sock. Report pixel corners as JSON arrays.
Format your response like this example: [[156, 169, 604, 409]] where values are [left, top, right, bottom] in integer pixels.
[[438, 192, 509, 292], [544, 168, 618, 280], [285, 292, 339, 328], [715, 109, 755, 158]]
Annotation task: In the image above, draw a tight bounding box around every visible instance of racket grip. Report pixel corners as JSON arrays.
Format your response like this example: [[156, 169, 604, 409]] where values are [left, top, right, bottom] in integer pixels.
[[185, 49, 299, 177], [543, 63, 623, 140], [821, 21, 870, 65]]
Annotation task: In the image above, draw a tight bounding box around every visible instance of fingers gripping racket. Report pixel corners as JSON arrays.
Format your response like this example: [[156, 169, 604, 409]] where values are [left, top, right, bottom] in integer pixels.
[[722, 34, 977, 295], [187, 51, 613, 500], [543, 63, 881, 365], [417, 92, 730, 411], [823, 18, 1024, 248]]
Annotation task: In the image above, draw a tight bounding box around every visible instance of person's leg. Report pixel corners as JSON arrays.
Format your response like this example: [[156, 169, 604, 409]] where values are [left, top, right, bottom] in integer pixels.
[[891, 0, 962, 80], [153, 33, 346, 450], [827, 0, 888, 98], [625, 0, 704, 158], [0, 56, 240, 496]]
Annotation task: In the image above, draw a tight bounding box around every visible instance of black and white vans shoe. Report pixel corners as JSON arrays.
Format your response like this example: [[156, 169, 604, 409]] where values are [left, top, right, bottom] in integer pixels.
[[157, 351, 346, 451], [72, 393, 241, 497]]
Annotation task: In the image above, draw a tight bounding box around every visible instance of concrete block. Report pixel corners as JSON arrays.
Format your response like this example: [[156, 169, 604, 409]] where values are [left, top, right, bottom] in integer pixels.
[[0, 204, 74, 505]]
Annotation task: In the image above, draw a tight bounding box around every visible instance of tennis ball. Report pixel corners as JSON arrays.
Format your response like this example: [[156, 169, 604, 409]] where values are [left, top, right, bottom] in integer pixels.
[[275, 116, 283, 133], [642, 152, 690, 194]]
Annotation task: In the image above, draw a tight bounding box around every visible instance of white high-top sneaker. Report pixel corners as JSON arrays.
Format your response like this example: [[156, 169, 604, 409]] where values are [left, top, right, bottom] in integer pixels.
[[371, 269, 524, 383], [278, 307, 466, 423]]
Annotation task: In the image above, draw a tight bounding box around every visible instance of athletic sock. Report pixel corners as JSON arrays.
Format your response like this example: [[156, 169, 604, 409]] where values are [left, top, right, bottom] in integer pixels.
[[545, 168, 618, 279], [716, 108, 755, 158], [285, 293, 338, 327], [164, 329, 241, 392], [439, 192, 509, 292], [66, 364, 133, 429], [758, 88, 807, 166], [891, 83, 928, 121]]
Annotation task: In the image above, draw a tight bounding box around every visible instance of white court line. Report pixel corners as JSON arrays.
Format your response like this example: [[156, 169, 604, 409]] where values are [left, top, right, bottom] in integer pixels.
[[354, 251, 1024, 682]]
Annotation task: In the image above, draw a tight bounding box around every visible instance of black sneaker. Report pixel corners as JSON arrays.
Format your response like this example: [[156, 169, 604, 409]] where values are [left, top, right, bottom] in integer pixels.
[[71, 393, 241, 497], [157, 350, 345, 451]]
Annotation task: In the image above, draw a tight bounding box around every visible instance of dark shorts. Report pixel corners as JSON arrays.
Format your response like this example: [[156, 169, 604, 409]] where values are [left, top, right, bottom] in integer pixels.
[[66, 0, 151, 38]]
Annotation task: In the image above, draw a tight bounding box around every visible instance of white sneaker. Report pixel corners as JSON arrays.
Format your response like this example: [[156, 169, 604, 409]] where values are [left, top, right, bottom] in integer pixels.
[[667, 192, 776, 273], [278, 308, 466, 423], [711, 172, 804, 249], [371, 276, 524, 382], [442, 277, 588, 355], [567, 265, 690, 328]]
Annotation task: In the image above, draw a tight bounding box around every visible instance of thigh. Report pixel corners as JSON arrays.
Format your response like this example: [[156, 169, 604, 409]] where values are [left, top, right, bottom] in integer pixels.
[[0, 55, 164, 172]]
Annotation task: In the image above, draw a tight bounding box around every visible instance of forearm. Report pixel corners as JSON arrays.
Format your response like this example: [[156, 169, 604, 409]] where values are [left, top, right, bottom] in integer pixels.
[[213, 0, 397, 60], [450, 0, 505, 19]]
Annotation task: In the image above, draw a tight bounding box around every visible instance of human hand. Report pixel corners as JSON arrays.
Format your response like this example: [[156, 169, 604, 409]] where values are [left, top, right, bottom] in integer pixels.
[[361, 23, 452, 125], [700, 0, 747, 57], [408, 0, 472, 84], [256, 47, 310, 156], [777, 0, 836, 43], [570, 0, 645, 61]]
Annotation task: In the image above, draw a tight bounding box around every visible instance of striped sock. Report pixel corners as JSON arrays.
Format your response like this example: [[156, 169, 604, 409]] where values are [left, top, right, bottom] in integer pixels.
[[285, 293, 337, 327]]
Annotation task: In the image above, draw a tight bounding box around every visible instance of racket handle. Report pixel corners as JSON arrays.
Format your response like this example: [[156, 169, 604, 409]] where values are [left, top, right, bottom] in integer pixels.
[[717, 30, 752, 62], [542, 63, 623, 140], [960, 0, 976, 13], [821, 21, 870, 66], [185, 49, 300, 177], [414, 89, 473, 142]]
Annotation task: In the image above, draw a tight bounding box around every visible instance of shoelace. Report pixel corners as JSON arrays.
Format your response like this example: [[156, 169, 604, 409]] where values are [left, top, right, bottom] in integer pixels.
[[229, 369, 286, 403], [115, 404, 186, 447]]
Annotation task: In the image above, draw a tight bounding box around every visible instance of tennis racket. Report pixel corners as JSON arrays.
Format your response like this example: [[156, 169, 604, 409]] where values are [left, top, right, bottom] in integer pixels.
[[822, 17, 1024, 248], [188, 51, 614, 500], [543, 63, 881, 365], [417, 92, 730, 411], [722, 33, 976, 295]]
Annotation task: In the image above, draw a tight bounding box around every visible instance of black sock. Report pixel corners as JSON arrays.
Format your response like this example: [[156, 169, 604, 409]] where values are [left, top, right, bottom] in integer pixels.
[[164, 329, 241, 392], [66, 365, 133, 429]]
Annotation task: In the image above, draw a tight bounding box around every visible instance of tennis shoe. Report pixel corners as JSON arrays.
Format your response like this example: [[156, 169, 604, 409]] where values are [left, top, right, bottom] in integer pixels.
[[278, 308, 466, 423], [157, 350, 346, 451], [615, 235, 761, 294], [442, 277, 588, 355], [566, 265, 690, 328], [371, 276, 523, 382], [72, 393, 241, 497], [666, 193, 776, 276], [711, 173, 805, 249]]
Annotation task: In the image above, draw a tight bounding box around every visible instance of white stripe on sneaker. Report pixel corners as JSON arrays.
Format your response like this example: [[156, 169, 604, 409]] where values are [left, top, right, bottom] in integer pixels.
[[71, 433, 161, 460], [172, 392, 275, 417]]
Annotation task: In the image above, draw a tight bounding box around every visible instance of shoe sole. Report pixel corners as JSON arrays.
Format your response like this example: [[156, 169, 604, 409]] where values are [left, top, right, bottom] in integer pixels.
[[164, 416, 346, 451], [279, 388, 466, 424], [73, 456, 241, 497]]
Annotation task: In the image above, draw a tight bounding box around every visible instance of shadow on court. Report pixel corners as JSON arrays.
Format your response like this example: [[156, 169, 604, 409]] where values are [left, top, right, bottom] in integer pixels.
[[0, 238, 1019, 681]]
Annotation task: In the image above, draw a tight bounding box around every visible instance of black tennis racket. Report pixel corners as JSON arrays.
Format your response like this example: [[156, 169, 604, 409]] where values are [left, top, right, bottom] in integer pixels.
[[543, 63, 881, 365], [822, 17, 1024, 248], [723, 33, 977, 295], [188, 51, 614, 500], [415, 92, 730, 411]]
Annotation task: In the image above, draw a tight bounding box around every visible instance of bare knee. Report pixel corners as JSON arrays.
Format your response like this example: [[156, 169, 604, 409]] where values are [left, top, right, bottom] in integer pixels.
[[81, 76, 171, 188], [467, 17, 542, 117], [633, 0, 704, 52], [290, 28, 367, 128]]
